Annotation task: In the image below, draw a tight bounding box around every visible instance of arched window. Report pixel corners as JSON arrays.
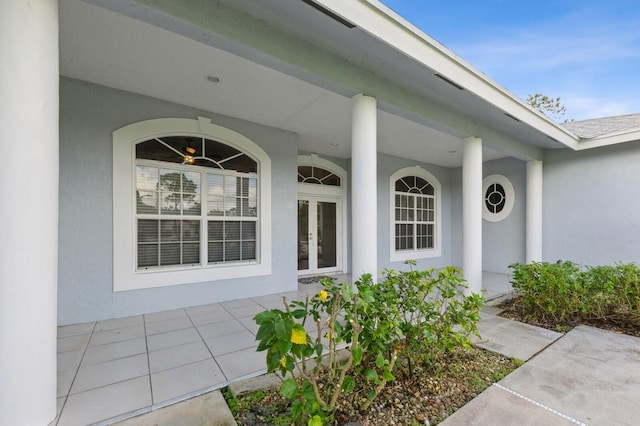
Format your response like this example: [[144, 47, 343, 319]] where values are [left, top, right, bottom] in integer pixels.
[[113, 117, 271, 291], [390, 167, 441, 261]]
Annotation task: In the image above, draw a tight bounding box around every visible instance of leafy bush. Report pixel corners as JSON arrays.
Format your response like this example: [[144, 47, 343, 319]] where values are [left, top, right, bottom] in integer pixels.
[[510, 261, 640, 325], [253, 265, 484, 423], [358, 264, 483, 379]]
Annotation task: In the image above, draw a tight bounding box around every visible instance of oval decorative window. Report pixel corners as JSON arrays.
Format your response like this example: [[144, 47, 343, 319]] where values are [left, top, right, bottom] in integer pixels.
[[482, 174, 515, 222]]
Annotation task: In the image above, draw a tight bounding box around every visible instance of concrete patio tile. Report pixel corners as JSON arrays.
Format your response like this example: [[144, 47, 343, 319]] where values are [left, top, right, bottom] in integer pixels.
[[185, 303, 225, 317], [221, 298, 258, 309], [94, 315, 144, 333], [473, 312, 562, 360], [144, 316, 193, 336], [58, 334, 90, 353], [226, 303, 265, 319], [150, 358, 226, 405], [58, 322, 95, 338], [57, 349, 84, 373], [57, 397, 65, 416], [71, 354, 148, 394], [146, 327, 201, 352], [500, 326, 640, 426], [82, 337, 147, 366], [205, 330, 256, 356], [144, 308, 188, 324], [215, 345, 266, 381], [58, 376, 151, 426], [188, 309, 234, 326], [439, 384, 576, 426], [57, 369, 76, 398], [197, 318, 246, 339], [115, 390, 235, 426], [148, 340, 212, 374], [237, 315, 260, 335], [89, 324, 145, 347]]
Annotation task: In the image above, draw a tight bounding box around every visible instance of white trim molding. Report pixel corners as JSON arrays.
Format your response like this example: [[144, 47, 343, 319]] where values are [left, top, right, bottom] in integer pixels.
[[389, 166, 442, 262], [297, 155, 348, 275], [482, 174, 515, 222], [113, 117, 272, 291]]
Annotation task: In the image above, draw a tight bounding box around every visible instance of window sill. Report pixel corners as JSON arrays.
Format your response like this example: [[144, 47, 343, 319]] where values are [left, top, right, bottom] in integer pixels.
[[390, 248, 441, 262]]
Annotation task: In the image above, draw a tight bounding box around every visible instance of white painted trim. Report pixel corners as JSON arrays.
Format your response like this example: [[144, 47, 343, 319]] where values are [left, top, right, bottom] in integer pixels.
[[575, 128, 640, 150], [482, 174, 515, 222], [297, 155, 348, 275], [315, 0, 579, 149], [526, 161, 543, 263], [389, 166, 442, 262], [113, 117, 271, 291]]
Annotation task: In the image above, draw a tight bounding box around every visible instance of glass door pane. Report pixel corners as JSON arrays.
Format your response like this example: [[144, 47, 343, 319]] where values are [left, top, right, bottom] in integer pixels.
[[298, 200, 309, 271], [316, 201, 337, 269]]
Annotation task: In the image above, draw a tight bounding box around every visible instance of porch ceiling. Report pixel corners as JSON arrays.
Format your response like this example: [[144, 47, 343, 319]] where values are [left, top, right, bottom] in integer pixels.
[[60, 0, 556, 167]]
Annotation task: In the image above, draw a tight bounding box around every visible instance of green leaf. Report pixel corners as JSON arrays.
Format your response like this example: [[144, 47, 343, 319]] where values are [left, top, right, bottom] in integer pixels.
[[253, 310, 275, 325], [308, 415, 323, 426], [291, 309, 307, 319], [315, 343, 323, 357], [342, 376, 355, 393], [382, 369, 395, 381], [364, 368, 378, 382], [291, 400, 303, 418], [255, 323, 274, 341], [351, 346, 363, 365], [280, 379, 299, 399], [375, 351, 386, 368], [274, 318, 288, 340], [301, 380, 315, 401]]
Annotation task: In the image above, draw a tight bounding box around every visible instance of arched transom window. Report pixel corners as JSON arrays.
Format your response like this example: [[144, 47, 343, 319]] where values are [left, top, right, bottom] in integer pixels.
[[390, 167, 442, 261], [298, 165, 341, 186]]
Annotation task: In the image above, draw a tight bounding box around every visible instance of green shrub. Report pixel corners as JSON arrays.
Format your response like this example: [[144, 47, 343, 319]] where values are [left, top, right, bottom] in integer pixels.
[[253, 265, 485, 422], [509, 261, 640, 325]]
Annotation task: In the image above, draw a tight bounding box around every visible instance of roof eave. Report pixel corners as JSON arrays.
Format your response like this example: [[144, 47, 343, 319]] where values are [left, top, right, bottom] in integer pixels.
[[316, 0, 580, 150]]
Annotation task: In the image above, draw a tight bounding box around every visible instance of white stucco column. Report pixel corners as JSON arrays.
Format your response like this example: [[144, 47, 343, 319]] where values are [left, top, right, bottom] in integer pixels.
[[0, 1, 59, 424], [351, 94, 377, 280], [462, 137, 483, 295], [526, 160, 543, 263]]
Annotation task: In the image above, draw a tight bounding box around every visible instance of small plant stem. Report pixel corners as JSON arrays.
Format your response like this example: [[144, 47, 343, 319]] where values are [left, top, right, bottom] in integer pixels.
[[328, 352, 353, 410], [294, 363, 327, 407], [361, 350, 398, 411]]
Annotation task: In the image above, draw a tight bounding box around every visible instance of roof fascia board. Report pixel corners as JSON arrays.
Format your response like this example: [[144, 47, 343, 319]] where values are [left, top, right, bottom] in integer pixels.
[[108, 0, 543, 160], [575, 129, 640, 150], [315, 0, 579, 149]]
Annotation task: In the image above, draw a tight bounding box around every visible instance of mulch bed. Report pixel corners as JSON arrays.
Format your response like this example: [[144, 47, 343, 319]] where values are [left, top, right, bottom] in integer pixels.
[[229, 346, 518, 425], [499, 298, 640, 338]]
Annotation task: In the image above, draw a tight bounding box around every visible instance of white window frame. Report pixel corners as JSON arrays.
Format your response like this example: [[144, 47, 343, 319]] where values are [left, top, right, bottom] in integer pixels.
[[389, 166, 442, 262], [113, 117, 272, 291]]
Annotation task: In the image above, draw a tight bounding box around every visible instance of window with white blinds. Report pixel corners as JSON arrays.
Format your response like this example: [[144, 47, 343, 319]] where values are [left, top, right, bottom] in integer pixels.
[[134, 136, 258, 271], [389, 167, 442, 262]]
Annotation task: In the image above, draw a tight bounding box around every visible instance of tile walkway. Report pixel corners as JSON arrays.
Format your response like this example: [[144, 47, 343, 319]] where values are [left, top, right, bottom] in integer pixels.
[[53, 272, 511, 425]]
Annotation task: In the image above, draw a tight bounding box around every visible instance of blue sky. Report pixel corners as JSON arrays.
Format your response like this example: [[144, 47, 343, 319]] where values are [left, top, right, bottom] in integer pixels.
[[381, 0, 640, 121]]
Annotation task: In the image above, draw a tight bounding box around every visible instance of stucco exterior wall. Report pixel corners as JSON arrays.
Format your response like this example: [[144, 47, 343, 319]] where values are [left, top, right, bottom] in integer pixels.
[[377, 153, 453, 273], [482, 157, 527, 273], [543, 141, 640, 265], [59, 78, 298, 325]]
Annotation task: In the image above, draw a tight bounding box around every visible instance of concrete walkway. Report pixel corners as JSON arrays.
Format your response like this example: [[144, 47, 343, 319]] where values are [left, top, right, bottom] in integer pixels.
[[442, 315, 640, 425], [123, 301, 640, 426]]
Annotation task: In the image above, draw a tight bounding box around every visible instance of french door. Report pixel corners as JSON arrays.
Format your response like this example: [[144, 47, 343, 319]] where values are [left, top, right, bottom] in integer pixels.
[[297, 196, 341, 274]]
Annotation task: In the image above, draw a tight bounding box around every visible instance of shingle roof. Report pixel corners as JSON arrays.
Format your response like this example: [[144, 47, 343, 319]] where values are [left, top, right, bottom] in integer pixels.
[[561, 113, 640, 139]]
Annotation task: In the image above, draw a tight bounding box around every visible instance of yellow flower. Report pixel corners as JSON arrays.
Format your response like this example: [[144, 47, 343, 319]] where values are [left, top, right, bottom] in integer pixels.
[[280, 357, 287, 368], [319, 290, 328, 303], [291, 327, 307, 345]]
